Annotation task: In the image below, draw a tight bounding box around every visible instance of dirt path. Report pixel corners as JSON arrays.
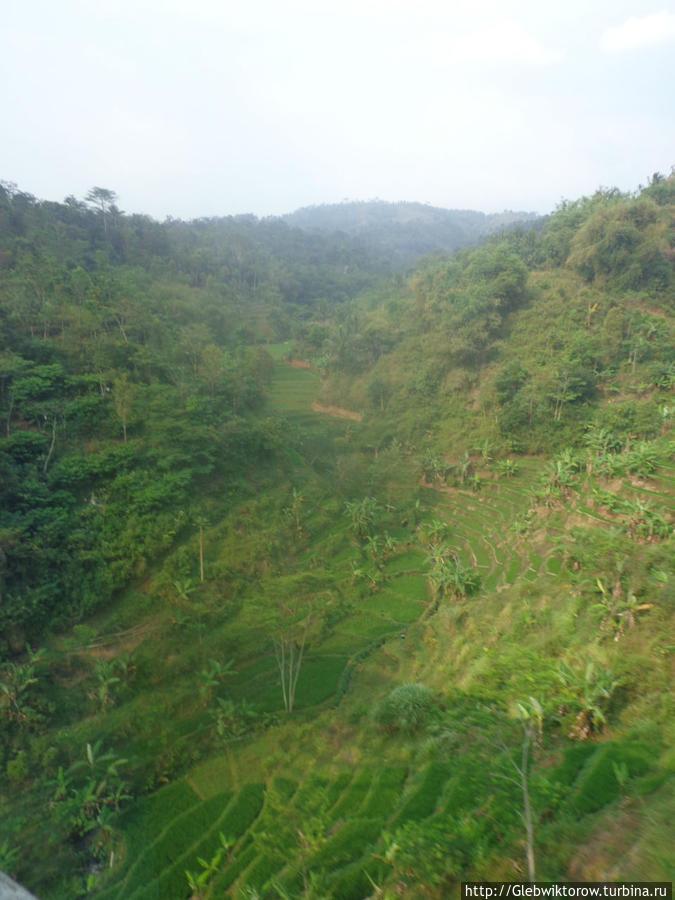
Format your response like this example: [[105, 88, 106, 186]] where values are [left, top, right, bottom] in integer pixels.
[[287, 358, 312, 369], [80, 618, 162, 659], [312, 401, 362, 421]]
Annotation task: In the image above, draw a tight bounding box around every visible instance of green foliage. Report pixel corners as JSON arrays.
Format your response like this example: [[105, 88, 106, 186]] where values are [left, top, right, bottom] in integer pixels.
[[184, 831, 233, 898], [47, 739, 131, 872], [212, 696, 259, 740], [391, 761, 453, 824], [120, 779, 201, 847], [495, 458, 519, 478], [551, 743, 598, 789], [198, 657, 235, 706], [0, 186, 396, 642], [568, 195, 672, 290], [0, 837, 20, 877], [330, 769, 374, 819], [1, 177, 673, 897], [374, 683, 434, 734], [126, 791, 234, 899], [418, 450, 451, 484], [309, 817, 383, 870], [218, 783, 265, 839], [568, 742, 653, 813], [102, 786, 260, 899], [386, 814, 489, 890], [344, 496, 382, 540], [6, 750, 28, 785], [0, 645, 46, 729], [360, 766, 408, 817], [426, 547, 481, 601], [557, 661, 622, 740]]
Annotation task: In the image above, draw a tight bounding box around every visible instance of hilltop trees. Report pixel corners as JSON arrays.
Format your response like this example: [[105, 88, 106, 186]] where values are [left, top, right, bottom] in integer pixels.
[[0, 174, 671, 897], [0, 182, 399, 645], [309, 176, 673, 456], [85, 187, 119, 235]]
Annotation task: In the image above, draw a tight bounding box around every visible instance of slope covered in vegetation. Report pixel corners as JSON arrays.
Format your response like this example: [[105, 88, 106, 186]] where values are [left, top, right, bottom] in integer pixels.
[[0, 176, 672, 899], [308, 179, 674, 456], [283, 200, 539, 267]]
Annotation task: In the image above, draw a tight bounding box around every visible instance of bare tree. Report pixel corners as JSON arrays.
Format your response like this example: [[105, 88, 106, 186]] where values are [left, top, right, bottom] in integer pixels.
[[272, 606, 313, 714], [112, 373, 136, 443], [499, 697, 543, 882]]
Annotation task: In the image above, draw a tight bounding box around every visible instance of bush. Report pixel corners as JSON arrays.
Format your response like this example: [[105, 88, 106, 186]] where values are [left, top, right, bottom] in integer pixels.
[[374, 683, 434, 734], [6, 752, 28, 785]]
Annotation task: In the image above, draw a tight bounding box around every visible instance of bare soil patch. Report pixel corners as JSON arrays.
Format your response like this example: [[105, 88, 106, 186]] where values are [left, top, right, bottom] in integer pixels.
[[312, 402, 362, 421]]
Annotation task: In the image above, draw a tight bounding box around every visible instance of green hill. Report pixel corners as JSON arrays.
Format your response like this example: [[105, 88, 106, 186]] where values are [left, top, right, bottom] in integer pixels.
[[283, 200, 539, 267], [0, 176, 672, 899]]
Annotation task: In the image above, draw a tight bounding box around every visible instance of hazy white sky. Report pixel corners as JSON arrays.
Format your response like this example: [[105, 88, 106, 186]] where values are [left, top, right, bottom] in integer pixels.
[[2, 0, 674, 219]]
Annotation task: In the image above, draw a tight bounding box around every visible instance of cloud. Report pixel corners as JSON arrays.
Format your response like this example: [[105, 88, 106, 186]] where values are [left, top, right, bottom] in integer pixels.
[[439, 22, 564, 66], [83, 45, 137, 78], [600, 9, 675, 52]]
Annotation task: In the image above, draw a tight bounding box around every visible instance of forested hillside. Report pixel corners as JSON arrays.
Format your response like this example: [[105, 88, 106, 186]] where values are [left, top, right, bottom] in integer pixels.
[[0, 183, 390, 645], [0, 177, 672, 900], [284, 200, 539, 267], [309, 179, 674, 454]]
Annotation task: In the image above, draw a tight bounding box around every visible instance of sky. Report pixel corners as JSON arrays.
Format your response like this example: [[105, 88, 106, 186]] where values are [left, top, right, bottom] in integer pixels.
[[2, 0, 674, 220]]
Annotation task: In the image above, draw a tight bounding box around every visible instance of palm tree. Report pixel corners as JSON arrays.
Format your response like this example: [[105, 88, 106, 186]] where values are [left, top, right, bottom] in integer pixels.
[[344, 497, 380, 539], [426, 548, 480, 601], [365, 534, 382, 562], [425, 519, 449, 544]]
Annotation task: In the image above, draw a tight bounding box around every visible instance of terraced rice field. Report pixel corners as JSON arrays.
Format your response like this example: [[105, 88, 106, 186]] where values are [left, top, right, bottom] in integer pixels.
[[98, 356, 672, 899], [419, 465, 562, 593], [100, 738, 651, 900], [102, 760, 457, 899], [266, 343, 322, 416]]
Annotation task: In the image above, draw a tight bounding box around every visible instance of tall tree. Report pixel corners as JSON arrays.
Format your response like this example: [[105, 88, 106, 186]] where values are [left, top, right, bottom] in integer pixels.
[[85, 187, 118, 235], [112, 373, 136, 443]]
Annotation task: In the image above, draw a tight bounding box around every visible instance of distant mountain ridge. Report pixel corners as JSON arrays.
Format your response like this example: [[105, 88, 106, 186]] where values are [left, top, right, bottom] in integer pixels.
[[282, 200, 540, 265]]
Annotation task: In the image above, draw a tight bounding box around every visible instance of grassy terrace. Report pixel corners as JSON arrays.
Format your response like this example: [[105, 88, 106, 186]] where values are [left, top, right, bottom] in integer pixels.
[[21, 351, 673, 899], [96, 358, 671, 897]]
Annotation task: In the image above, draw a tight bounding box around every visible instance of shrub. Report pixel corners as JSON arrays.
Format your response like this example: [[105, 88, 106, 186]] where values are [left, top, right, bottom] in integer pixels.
[[6, 752, 28, 785], [374, 683, 434, 734]]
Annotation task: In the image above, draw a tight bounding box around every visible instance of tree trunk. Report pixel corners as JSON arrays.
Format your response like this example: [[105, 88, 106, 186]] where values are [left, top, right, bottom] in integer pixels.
[[43, 416, 57, 474], [521, 731, 535, 882]]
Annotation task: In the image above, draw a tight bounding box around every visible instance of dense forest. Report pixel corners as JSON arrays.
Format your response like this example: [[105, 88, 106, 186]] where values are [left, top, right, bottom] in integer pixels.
[[0, 175, 672, 899], [283, 201, 539, 267]]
